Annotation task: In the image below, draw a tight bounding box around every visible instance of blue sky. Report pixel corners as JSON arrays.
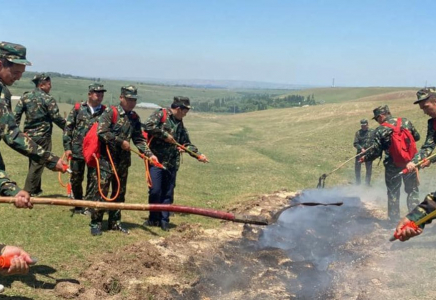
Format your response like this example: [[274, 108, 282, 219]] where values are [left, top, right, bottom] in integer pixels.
[[1, 0, 435, 87]]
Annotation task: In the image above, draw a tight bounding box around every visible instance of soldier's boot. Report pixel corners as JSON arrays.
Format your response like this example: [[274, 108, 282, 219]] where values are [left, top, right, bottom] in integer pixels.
[[109, 221, 129, 235], [90, 222, 102, 236], [160, 220, 169, 232]]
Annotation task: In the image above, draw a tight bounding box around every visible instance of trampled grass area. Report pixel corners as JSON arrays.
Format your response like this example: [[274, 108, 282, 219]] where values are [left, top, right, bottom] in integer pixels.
[[0, 87, 434, 298]]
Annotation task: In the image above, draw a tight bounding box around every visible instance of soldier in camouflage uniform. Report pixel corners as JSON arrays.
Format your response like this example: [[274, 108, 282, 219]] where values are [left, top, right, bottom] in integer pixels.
[[0, 85, 32, 209], [89, 85, 157, 236], [394, 88, 436, 241], [0, 42, 66, 176], [361, 105, 420, 222], [0, 41, 33, 172], [353, 119, 374, 186], [143, 96, 208, 231], [15, 73, 66, 196], [63, 83, 107, 214]]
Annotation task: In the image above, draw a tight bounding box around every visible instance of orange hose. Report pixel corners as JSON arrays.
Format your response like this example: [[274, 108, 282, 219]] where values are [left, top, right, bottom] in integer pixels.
[[95, 145, 120, 202], [58, 154, 71, 197]]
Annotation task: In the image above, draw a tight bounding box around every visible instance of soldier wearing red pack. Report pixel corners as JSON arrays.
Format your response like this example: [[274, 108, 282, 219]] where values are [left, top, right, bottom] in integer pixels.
[[89, 85, 158, 236], [63, 83, 107, 214], [360, 105, 420, 223]]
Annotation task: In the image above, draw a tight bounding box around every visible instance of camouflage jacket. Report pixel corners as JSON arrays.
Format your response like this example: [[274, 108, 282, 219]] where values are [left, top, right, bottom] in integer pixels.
[[364, 116, 420, 164], [98, 104, 153, 167], [0, 170, 20, 196], [14, 88, 66, 138], [411, 118, 436, 164], [0, 100, 60, 171], [0, 81, 12, 111], [406, 193, 436, 229], [63, 102, 106, 159], [353, 128, 375, 153], [143, 108, 200, 170]]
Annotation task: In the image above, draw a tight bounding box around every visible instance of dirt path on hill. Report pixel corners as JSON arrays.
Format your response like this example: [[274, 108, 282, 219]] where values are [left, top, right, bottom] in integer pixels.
[[53, 190, 436, 300]]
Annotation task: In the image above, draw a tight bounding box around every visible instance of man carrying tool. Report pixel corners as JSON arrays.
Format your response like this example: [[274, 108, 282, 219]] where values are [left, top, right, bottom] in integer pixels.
[[0, 42, 67, 176], [353, 119, 374, 186], [394, 88, 436, 241], [15, 73, 66, 196], [89, 85, 158, 236], [142, 96, 208, 231], [360, 105, 420, 223], [63, 83, 107, 214]]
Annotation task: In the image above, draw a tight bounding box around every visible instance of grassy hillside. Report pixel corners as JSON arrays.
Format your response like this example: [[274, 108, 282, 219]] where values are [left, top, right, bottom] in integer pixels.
[[281, 87, 420, 103], [0, 87, 434, 298]]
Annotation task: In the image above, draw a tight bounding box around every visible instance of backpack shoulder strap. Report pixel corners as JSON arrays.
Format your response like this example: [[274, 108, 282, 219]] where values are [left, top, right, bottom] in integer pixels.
[[381, 122, 394, 129], [110, 105, 118, 124], [396, 118, 402, 130], [161, 108, 168, 123]]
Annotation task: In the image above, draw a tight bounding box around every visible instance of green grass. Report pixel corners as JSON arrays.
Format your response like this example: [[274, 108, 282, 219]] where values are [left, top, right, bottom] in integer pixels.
[[0, 85, 434, 298], [281, 87, 419, 103]]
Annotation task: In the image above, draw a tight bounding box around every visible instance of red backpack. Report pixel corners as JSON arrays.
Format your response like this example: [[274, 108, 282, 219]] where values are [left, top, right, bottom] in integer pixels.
[[83, 106, 118, 167], [382, 118, 417, 168], [142, 108, 167, 144]]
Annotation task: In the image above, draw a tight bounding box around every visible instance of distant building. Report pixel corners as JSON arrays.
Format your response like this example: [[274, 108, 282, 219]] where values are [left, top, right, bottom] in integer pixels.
[[135, 102, 161, 109]]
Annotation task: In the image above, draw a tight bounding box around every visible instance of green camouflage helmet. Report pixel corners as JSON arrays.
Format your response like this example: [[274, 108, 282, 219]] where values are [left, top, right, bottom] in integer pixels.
[[173, 96, 191, 109], [0, 41, 32, 66], [360, 119, 368, 125], [372, 105, 390, 120], [32, 73, 50, 86], [414, 87, 436, 104], [120, 85, 137, 99], [89, 83, 107, 92]]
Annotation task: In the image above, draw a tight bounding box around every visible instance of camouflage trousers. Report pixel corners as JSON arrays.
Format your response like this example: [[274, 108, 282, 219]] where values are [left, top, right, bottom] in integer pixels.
[[385, 162, 419, 222], [90, 159, 129, 228], [355, 158, 372, 185], [70, 158, 97, 200], [24, 136, 51, 194]]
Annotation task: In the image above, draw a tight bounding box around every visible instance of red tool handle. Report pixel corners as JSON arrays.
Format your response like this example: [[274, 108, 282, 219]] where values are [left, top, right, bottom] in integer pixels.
[[390, 221, 419, 241], [0, 255, 12, 269]]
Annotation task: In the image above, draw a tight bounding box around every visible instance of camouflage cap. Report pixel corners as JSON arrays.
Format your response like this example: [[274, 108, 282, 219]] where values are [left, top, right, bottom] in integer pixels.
[[372, 105, 390, 120], [88, 83, 107, 92], [0, 41, 32, 66], [32, 73, 50, 85], [120, 85, 137, 99], [173, 96, 191, 109], [414, 87, 436, 104], [360, 119, 368, 125]]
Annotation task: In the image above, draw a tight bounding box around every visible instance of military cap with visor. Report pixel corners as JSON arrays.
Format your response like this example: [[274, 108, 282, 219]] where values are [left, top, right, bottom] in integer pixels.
[[372, 105, 390, 120], [414, 87, 436, 104], [0, 41, 32, 66], [88, 83, 107, 93], [32, 73, 50, 85], [360, 119, 368, 125], [173, 96, 191, 109], [120, 85, 138, 99]]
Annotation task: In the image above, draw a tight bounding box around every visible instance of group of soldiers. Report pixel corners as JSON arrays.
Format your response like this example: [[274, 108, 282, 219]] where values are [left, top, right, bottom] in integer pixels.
[[0, 39, 209, 276], [353, 88, 436, 241]]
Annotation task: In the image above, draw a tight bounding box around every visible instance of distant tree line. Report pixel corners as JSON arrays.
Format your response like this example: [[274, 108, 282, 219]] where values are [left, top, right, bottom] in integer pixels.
[[194, 93, 317, 113]]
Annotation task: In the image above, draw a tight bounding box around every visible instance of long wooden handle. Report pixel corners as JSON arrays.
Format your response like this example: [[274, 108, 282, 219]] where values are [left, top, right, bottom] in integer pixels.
[[0, 197, 267, 225]]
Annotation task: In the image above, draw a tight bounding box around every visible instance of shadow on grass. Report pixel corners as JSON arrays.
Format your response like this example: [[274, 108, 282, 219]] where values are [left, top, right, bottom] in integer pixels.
[[0, 296, 33, 299], [37, 194, 69, 199], [0, 265, 79, 291]]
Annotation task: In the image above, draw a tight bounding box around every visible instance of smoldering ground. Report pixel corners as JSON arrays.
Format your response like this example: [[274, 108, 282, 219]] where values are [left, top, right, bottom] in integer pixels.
[[181, 180, 436, 300]]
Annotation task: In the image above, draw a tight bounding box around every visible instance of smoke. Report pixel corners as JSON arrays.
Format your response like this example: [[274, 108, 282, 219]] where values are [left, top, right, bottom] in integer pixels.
[[258, 187, 382, 298]]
